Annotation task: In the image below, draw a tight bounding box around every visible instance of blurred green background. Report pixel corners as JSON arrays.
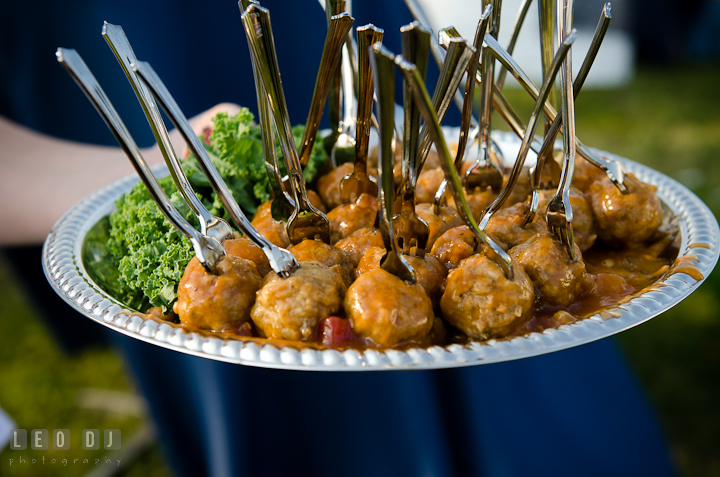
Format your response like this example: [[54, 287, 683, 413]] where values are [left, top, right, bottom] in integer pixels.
[[0, 63, 718, 476]]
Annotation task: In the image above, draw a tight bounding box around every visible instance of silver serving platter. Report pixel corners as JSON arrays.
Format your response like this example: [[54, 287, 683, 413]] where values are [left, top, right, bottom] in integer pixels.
[[42, 131, 720, 371]]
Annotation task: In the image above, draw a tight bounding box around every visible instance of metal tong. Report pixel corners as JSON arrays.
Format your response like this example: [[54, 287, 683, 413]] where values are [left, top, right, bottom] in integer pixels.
[[322, 0, 346, 157], [238, 0, 294, 222], [403, 0, 481, 129], [298, 10, 354, 167], [432, 9, 493, 213], [321, 0, 361, 166], [481, 33, 627, 195], [397, 29, 476, 223], [102, 23, 234, 245], [392, 21, 431, 256], [416, 32, 475, 177], [339, 24, 383, 204], [524, 3, 613, 225], [241, 4, 331, 244], [478, 28, 577, 230], [56, 48, 227, 274], [369, 44, 416, 283], [464, 1, 506, 194], [545, 0, 578, 260], [393, 51, 515, 280], [133, 60, 301, 276]]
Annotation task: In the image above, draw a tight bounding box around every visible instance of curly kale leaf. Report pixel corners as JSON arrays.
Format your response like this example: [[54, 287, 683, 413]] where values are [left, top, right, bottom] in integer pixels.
[[106, 175, 195, 312], [103, 108, 329, 312]]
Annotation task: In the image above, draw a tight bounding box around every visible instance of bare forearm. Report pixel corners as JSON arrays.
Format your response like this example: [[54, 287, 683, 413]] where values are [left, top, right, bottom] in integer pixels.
[[0, 103, 239, 245], [0, 116, 139, 245]]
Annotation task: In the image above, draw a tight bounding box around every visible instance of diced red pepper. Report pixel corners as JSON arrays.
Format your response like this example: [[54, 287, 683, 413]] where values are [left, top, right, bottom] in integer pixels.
[[318, 316, 358, 348], [221, 321, 253, 337]]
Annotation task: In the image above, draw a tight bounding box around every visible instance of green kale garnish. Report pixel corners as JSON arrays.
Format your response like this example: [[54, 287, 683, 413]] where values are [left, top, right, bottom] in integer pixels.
[[100, 108, 328, 312]]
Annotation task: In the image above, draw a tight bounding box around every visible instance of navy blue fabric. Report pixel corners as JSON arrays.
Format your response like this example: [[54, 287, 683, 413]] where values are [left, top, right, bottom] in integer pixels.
[[0, 0, 433, 147], [1, 1, 676, 476], [113, 333, 676, 477]]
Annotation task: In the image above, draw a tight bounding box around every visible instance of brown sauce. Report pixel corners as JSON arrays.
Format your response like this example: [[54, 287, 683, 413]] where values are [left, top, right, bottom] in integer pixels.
[[663, 255, 704, 282]]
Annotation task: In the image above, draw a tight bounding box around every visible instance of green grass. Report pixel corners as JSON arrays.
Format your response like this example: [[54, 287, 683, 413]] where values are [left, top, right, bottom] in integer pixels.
[[0, 256, 171, 477], [0, 63, 718, 476]]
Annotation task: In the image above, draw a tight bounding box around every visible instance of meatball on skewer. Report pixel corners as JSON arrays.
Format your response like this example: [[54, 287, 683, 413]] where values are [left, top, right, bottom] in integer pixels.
[[589, 173, 663, 246]]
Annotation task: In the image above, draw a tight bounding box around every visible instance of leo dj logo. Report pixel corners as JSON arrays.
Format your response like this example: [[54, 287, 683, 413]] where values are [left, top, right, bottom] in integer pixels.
[[9, 429, 121, 450]]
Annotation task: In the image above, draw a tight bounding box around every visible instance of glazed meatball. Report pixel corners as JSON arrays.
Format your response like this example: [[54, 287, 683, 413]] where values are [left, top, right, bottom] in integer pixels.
[[485, 201, 547, 248], [415, 203, 463, 249], [406, 254, 447, 305], [441, 253, 534, 339], [415, 167, 444, 204], [289, 238, 355, 287], [251, 200, 290, 248], [509, 231, 586, 307], [355, 246, 388, 278], [174, 255, 262, 332], [223, 236, 271, 277], [252, 200, 274, 222], [504, 169, 533, 206], [354, 247, 446, 305], [335, 227, 385, 267], [316, 163, 354, 210], [572, 156, 606, 192], [327, 193, 378, 244], [567, 188, 597, 252], [536, 188, 597, 252], [251, 262, 346, 341], [306, 190, 328, 213], [589, 173, 663, 245], [431, 225, 476, 270], [445, 186, 496, 219], [345, 268, 435, 348]]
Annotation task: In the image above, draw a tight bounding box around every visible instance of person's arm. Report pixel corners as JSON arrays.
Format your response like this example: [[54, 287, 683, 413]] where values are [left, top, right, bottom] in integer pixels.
[[0, 103, 240, 246]]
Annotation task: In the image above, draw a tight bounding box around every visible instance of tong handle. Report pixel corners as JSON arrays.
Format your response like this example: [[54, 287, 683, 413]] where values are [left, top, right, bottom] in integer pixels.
[[416, 37, 475, 181], [242, 4, 330, 244], [57, 48, 224, 273], [241, 5, 307, 202], [354, 24, 384, 167], [396, 54, 514, 281], [399, 20, 430, 190], [102, 25, 210, 231], [370, 44, 416, 284], [298, 13, 354, 166]]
